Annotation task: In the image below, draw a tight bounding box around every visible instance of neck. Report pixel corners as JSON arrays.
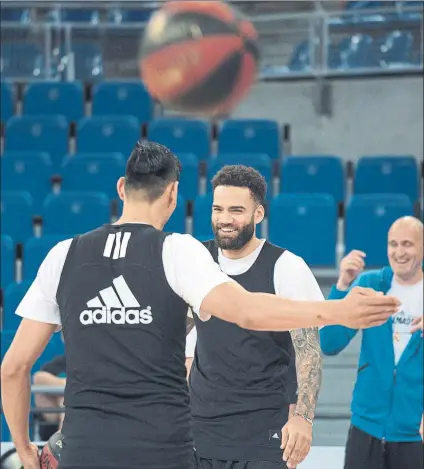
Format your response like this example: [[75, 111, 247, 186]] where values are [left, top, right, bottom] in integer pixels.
[[115, 202, 166, 231], [394, 268, 423, 286], [221, 236, 263, 260]]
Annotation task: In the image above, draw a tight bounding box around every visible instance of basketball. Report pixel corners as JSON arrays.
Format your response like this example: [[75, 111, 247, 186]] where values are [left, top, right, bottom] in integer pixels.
[[39, 432, 63, 469], [139, 0, 259, 116]]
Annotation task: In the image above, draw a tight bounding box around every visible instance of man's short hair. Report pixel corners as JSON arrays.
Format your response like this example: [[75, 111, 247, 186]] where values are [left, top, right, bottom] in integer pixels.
[[211, 165, 267, 206], [125, 141, 181, 202]]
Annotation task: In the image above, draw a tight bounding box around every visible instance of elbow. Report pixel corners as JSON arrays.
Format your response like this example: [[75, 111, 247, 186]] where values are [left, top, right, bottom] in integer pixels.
[[1, 360, 29, 383]]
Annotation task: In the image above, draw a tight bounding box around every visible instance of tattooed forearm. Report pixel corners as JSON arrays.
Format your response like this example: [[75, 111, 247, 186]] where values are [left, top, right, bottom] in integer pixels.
[[290, 327, 323, 419]]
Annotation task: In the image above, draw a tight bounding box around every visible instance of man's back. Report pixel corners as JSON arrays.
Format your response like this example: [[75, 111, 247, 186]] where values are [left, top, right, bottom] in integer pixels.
[[56, 224, 192, 468]]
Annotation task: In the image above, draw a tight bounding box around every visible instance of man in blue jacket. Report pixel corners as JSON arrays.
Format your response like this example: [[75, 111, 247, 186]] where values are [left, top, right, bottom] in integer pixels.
[[320, 216, 423, 469]]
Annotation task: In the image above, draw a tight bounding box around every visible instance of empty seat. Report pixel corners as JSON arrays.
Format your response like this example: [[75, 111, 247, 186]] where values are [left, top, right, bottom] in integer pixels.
[[1, 191, 34, 243], [207, 153, 273, 196], [289, 40, 310, 71], [280, 156, 345, 204], [148, 119, 211, 161], [1, 82, 14, 122], [380, 30, 414, 66], [67, 42, 104, 82], [1, 413, 10, 442], [354, 156, 419, 203], [92, 82, 153, 124], [1, 43, 44, 79], [269, 194, 337, 267], [23, 82, 84, 122], [43, 192, 111, 236], [164, 196, 186, 234], [5, 116, 69, 170], [345, 194, 413, 266], [109, 8, 154, 23], [3, 281, 31, 331], [341, 34, 379, 68], [61, 153, 126, 200], [178, 153, 199, 201], [50, 8, 100, 23], [1, 234, 15, 289], [0, 7, 31, 22], [218, 120, 281, 160], [23, 235, 71, 281], [1, 152, 53, 211], [77, 116, 140, 156], [193, 194, 214, 241], [1, 330, 14, 360]]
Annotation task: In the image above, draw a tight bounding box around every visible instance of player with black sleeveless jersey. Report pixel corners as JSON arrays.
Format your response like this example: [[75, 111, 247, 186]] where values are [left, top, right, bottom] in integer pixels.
[[186, 166, 322, 469], [1, 142, 399, 469]]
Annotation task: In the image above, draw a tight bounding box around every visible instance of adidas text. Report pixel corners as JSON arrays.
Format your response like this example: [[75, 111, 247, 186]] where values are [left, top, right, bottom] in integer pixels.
[[80, 307, 153, 326]]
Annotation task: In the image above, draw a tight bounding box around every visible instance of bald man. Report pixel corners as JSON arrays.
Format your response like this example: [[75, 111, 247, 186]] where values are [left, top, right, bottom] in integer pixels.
[[320, 216, 423, 469]]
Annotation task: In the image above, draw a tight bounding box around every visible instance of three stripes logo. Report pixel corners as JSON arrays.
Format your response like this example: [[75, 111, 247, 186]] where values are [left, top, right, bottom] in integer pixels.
[[103, 232, 132, 259], [79, 275, 153, 326]]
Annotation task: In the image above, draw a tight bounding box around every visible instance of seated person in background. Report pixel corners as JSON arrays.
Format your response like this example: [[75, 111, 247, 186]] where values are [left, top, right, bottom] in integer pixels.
[[33, 354, 66, 441], [320, 216, 423, 469]]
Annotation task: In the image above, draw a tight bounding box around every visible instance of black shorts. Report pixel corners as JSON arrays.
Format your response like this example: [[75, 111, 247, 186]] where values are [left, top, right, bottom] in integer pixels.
[[196, 455, 287, 469]]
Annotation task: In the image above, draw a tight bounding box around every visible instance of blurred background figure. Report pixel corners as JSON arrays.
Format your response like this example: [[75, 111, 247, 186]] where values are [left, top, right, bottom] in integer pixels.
[[320, 216, 423, 469]]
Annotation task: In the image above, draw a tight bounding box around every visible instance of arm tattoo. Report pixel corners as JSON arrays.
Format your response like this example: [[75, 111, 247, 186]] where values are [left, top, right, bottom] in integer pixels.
[[186, 316, 195, 335], [289, 327, 323, 419]]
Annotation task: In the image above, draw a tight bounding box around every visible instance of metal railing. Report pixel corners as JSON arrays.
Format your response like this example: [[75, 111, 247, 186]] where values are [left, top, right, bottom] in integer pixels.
[[1, 2, 422, 82]]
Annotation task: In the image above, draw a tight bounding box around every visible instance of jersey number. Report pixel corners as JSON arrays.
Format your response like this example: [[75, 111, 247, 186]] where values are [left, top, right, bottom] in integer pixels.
[[103, 232, 132, 259]]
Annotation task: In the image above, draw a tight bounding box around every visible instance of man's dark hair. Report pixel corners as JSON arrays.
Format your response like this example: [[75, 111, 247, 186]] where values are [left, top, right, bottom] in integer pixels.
[[211, 165, 267, 206], [125, 141, 181, 202]]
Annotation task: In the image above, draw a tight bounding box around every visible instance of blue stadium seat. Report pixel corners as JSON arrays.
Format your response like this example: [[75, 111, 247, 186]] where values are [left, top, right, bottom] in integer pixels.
[[109, 8, 154, 23], [164, 196, 186, 234], [43, 192, 111, 236], [1, 234, 15, 289], [289, 40, 310, 71], [3, 281, 31, 331], [1, 191, 34, 243], [23, 82, 84, 122], [178, 153, 199, 201], [1, 412, 10, 442], [218, 120, 281, 160], [345, 194, 414, 266], [148, 119, 211, 161], [77, 116, 140, 156], [68, 42, 104, 82], [207, 154, 273, 195], [92, 82, 153, 124], [1, 152, 53, 211], [345, 0, 382, 9], [193, 194, 214, 241], [61, 153, 126, 200], [23, 235, 71, 281], [354, 156, 419, 203], [1, 331, 14, 360], [269, 194, 337, 267], [0, 7, 31, 22], [50, 8, 100, 23], [380, 30, 414, 66], [1, 82, 14, 122], [280, 156, 345, 204], [1, 43, 44, 79], [341, 34, 379, 68], [5, 116, 69, 170]]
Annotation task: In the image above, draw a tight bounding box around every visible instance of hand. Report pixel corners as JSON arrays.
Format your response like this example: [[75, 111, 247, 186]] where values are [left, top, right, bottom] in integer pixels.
[[411, 316, 423, 335], [19, 443, 40, 469], [281, 415, 313, 469], [339, 287, 400, 329], [336, 250, 366, 291]]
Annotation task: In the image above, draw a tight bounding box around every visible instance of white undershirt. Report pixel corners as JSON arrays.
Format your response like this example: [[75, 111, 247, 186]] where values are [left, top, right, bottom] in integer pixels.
[[15, 231, 233, 325], [389, 278, 423, 365], [185, 240, 325, 357]]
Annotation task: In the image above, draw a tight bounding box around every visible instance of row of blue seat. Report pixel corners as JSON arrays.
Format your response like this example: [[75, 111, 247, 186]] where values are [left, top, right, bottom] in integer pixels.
[[1, 115, 283, 165], [1, 192, 417, 275], [1, 152, 421, 206], [1, 81, 154, 124]]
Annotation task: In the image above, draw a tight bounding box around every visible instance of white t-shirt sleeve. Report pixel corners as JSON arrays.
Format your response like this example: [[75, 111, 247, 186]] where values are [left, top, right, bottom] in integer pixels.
[[185, 326, 197, 358], [274, 251, 325, 303], [15, 239, 73, 326], [162, 234, 233, 319]]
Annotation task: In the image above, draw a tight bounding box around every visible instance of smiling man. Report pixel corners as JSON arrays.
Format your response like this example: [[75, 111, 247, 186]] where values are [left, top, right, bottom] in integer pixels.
[[320, 216, 424, 469], [186, 165, 324, 469]]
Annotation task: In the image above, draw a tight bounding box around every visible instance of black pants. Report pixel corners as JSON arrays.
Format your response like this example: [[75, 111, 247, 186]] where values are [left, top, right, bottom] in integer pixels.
[[196, 456, 287, 469], [344, 425, 423, 469]]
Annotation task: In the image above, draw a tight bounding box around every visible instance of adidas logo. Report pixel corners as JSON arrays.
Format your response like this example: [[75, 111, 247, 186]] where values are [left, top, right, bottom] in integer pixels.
[[80, 275, 153, 326]]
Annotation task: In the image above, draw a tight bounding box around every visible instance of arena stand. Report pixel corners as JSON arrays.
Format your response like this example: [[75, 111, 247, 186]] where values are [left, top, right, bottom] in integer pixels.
[[1, 1, 423, 467]]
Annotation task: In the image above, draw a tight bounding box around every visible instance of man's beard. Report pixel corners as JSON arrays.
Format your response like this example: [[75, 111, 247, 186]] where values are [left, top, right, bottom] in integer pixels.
[[213, 219, 255, 250]]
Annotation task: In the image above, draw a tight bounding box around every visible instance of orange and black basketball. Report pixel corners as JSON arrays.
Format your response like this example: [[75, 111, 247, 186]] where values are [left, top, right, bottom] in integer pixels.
[[140, 0, 259, 116]]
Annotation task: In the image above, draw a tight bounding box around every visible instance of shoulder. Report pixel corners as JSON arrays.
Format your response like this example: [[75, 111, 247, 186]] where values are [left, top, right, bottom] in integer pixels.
[[275, 250, 311, 275], [42, 238, 73, 271], [355, 267, 391, 288]]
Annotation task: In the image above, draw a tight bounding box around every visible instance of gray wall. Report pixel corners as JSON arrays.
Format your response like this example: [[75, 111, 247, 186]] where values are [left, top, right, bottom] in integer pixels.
[[233, 76, 424, 162]]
